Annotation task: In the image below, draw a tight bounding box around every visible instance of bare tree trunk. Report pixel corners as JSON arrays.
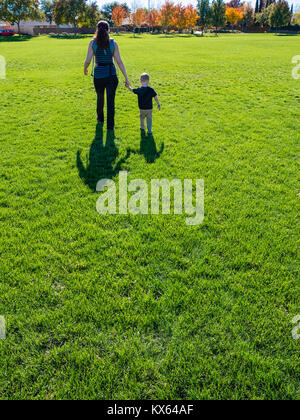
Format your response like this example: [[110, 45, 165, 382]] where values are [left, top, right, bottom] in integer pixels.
[[74, 19, 77, 36], [17, 21, 20, 35]]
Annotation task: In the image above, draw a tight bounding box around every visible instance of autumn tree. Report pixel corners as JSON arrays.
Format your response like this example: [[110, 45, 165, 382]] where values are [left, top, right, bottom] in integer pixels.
[[197, 0, 211, 34], [145, 9, 160, 33], [160, 1, 175, 33], [131, 8, 146, 34], [210, 0, 226, 34], [226, 7, 243, 29], [185, 4, 199, 32], [111, 4, 127, 32], [102, 2, 130, 21], [172, 3, 187, 32]]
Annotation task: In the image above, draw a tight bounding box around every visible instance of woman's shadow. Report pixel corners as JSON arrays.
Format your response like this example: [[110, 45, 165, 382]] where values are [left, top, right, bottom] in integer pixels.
[[76, 124, 131, 191]]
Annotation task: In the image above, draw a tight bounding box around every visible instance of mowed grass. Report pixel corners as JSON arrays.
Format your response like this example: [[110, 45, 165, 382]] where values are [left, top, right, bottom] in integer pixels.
[[0, 33, 299, 400]]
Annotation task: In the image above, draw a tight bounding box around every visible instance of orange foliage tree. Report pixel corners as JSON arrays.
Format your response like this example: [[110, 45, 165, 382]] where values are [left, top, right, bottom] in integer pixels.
[[131, 8, 146, 36], [145, 9, 160, 32], [172, 4, 187, 31], [160, 1, 176, 33], [112, 5, 127, 32], [225, 7, 243, 29], [131, 8, 146, 28], [185, 4, 199, 32]]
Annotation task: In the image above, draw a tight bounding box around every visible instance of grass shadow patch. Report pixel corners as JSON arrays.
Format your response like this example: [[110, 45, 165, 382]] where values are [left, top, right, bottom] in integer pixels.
[[0, 35, 32, 42], [128, 131, 164, 164], [49, 34, 92, 40], [140, 132, 164, 163], [76, 124, 131, 191]]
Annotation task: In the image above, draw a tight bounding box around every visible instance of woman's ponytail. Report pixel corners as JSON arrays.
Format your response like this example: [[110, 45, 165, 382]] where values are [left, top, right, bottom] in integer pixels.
[[95, 20, 110, 50]]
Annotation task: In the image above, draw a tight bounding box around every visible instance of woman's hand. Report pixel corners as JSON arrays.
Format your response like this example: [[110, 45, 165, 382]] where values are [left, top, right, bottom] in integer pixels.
[[84, 68, 89, 76], [125, 79, 130, 88]]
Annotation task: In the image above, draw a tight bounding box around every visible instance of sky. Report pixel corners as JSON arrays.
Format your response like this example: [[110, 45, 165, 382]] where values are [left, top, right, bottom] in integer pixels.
[[96, 0, 300, 11]]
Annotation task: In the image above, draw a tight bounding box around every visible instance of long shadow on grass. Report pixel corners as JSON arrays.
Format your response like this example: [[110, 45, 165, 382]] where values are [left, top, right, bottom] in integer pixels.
[[275, 33, 300, 36], [0, 35, 32, 42], [49, 34, 92, 39], [76, 124, 131, 191]]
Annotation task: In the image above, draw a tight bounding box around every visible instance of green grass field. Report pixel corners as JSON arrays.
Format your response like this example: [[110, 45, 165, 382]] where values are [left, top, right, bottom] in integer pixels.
[[0, 33, 299, 400]]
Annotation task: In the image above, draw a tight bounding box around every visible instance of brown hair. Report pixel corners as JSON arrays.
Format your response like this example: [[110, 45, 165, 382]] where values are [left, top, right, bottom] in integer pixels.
[[94, 20, 110, 50]]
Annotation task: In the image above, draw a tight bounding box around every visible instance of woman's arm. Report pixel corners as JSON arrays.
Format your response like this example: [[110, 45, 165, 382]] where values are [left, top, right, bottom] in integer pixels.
[[113, 41, 129, 86], [84, 40, 94, 75]]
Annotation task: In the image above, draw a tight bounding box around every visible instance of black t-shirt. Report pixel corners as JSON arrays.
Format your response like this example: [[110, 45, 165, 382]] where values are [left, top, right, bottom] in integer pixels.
[[133, 86, 157, 110]]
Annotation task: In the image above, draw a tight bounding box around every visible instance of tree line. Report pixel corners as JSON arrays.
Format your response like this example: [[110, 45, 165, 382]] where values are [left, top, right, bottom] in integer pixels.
[[0, 0, 297, 35]]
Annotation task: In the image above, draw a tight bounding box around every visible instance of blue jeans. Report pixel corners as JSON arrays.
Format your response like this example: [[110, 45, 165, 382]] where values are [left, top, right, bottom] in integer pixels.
[[94, 76, 118, 130]]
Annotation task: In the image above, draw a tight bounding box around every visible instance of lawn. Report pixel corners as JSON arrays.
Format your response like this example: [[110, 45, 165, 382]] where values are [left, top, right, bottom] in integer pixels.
[[0, 32, 299, 400]]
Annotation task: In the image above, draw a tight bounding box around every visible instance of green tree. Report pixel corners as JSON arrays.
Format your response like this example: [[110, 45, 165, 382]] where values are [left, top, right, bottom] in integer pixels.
[[258, 0, 264, 13], [197, 0, 211, 34], [79, 1, 102, 28], [54, 0, 87, 30], [210, 0, 226, 34], [269, 0, 291, 31], [255, 4, 273, 27], [241, 5, 254, 32], [41, 0, 55, 24], [1, 0, 43, 34], [292, 11, 300, 25]]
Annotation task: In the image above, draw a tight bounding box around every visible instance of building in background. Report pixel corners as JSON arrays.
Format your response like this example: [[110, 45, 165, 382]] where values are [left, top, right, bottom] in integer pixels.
[[9, 20, 58, 35], [0, 22, 11, 30]]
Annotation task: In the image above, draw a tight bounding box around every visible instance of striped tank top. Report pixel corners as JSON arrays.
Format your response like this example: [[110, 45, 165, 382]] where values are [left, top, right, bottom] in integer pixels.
[[93, 39, 117, 79]]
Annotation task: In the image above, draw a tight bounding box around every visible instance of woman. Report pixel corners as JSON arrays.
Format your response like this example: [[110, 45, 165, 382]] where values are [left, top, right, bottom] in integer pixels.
[[84, 21, 129, 131]]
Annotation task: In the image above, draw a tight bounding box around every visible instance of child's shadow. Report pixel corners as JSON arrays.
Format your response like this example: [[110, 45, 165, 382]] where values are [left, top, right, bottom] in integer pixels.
[[76, 124, 131, 191], [139, 132, 164, 163]]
